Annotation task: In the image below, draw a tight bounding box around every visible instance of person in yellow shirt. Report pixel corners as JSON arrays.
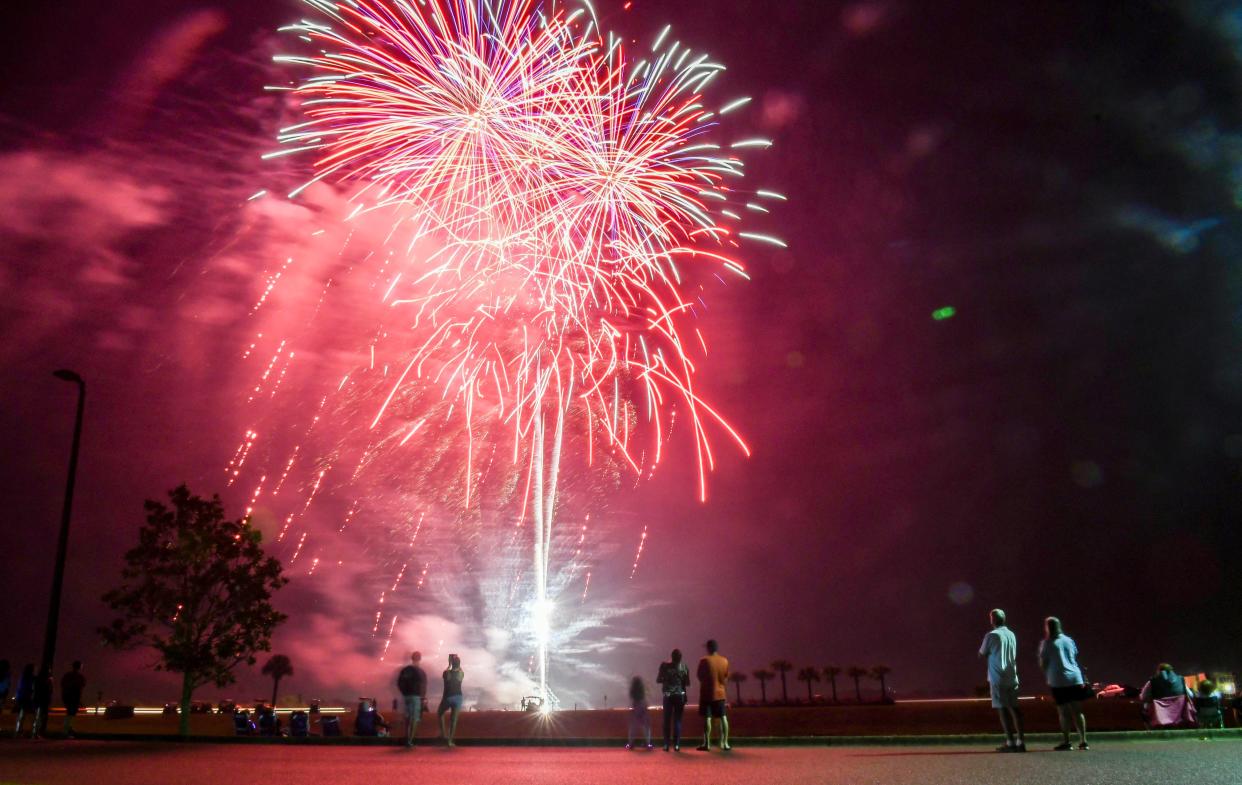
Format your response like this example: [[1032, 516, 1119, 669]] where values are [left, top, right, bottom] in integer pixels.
[[696, 639, 731, 751]]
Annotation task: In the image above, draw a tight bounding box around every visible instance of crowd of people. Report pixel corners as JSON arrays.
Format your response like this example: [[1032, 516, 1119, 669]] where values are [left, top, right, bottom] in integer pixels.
[[979, 609, 1231, 754], [1, 659, 86, 739], [391, 640, 734, 751], [2, 628, 1230, 747]]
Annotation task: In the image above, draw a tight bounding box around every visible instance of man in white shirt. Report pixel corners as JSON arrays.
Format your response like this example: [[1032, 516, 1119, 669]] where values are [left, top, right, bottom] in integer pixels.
[[979, 608, 1025, 752]]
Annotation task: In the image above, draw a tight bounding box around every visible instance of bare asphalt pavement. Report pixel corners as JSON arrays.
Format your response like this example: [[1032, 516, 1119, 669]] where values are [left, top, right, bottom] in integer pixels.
[[1, 739, 1239, 784]]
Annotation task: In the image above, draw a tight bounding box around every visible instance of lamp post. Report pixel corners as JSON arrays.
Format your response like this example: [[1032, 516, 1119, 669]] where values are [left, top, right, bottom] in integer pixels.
[[38, 369, 85, 734]]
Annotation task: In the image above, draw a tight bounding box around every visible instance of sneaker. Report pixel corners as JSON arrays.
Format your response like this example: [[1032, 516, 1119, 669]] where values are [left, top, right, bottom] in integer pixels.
[[646, 744, 654, 751], [996, 745, 1015, 753], [696, 744, 710, 751], [663, 744, 669, 752], [1053, 742, 1073, 751], [624, 743, 633, 750], [1014, 743, 1027, 752], [721, 744, 732, 751], [1077, 742, 1089, 751], [674, 744, 680, 752]]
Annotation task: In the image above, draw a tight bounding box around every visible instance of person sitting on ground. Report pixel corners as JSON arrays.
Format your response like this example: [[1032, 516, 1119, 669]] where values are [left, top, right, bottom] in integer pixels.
[[354, 698, 390, 737], [1139, 664, 1193, 702], [626, 676, 653, 750], [1193, 680, 1224, 729], [1139, 664, 1196, 728]]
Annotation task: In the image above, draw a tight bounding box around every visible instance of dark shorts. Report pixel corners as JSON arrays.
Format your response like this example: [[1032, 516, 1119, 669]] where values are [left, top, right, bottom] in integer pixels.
[[1050, 685, 1092, 705], [438, 694, 463, 714], [698, 699, 727, 718]]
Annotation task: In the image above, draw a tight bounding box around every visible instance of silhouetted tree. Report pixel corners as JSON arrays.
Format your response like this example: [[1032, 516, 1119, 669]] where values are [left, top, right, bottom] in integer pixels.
[[752, 669, 775, 703], [870, 665, 892, 702], [262, 654, 294, 708], [846, 666, 868, 703], [729, 672, 748, 704], [100, 485, 288, 736], [796, 667, 821, 702], [771, 660, 794, 704], [823, 666, 842, 703]]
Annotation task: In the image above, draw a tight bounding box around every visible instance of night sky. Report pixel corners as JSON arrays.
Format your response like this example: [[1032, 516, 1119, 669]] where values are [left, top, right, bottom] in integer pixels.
[[2, 0, 1241, 708]]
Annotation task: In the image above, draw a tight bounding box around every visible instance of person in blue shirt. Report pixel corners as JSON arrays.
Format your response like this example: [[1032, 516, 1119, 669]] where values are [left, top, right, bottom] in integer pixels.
[[1036, 616, 1090, 751]]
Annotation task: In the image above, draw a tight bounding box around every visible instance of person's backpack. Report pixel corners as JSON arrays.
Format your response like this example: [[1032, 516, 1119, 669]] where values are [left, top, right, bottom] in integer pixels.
[[232, 709, 256, 735], [257, 707, 280, 736], [289, 710, 309, 737], [355, 709, 378, 736]]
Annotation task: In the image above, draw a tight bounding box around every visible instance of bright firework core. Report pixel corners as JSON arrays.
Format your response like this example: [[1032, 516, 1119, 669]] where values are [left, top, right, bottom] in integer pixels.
[[239, 0, 782, 707]]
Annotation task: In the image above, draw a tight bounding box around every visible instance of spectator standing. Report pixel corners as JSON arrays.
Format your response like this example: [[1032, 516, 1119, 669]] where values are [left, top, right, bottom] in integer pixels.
[[978, 609, 1025, 752], [61, 661, 86, 738], [31, 669, 53, 738], [1037, 616, 1090, 751], [397, 651, 428, 748], [13, 664, 34, 737], [438, 654, 464, 747], [695, 640, 730, 752], [625, 676, 653, 750], [0, 660, 10, 709], [656, 648, 690, 751]]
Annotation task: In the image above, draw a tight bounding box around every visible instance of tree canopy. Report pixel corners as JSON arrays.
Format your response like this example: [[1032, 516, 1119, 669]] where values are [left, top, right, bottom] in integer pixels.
[[100, 484, 287, 733]]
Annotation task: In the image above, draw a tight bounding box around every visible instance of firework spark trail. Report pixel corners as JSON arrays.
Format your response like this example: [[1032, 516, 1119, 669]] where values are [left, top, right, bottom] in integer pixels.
[[629, 524, 648, 580], [245, 0, 780, 705]]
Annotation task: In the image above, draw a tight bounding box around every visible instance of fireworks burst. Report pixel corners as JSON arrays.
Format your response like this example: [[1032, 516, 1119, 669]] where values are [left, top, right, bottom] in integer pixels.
[[234, 0, 781, 705]]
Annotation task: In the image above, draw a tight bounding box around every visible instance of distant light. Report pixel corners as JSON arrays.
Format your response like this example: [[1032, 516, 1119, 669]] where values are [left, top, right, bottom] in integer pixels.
[[931, 306, 956, 321]]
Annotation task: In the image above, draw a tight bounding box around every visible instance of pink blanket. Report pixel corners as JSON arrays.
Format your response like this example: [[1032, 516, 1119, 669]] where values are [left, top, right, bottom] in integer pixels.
[[1148, 695, 1196, 728]]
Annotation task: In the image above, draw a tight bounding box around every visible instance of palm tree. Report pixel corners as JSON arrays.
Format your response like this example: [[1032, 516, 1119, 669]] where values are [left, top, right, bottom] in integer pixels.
[[796, 667, 821, 703], [846, 666, 868, 703], [261, 654, 294, 708], [870, 665, 892, 701], [752, 669, 775, 704], [822, 666, 842, 703], [770, 660, 794, 704], [729, 672, 748, 704]]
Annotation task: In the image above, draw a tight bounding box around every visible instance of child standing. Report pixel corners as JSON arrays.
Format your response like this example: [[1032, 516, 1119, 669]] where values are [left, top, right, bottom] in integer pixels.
[[626, 676, 653, 750]]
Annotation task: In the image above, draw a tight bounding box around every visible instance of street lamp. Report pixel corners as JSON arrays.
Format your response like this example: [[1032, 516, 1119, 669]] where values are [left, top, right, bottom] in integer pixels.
[[38, 369, 85, 734]]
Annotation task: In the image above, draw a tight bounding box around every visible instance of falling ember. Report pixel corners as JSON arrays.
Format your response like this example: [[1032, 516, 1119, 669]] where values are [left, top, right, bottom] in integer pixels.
[[225, 430, 258, 487], [245, 474, 266, 518], [379, 614, 399, 661], [339, 500, 359, 533], [308, 556, 320, 575], [277, 512, 295, 543], [271, 446, 299, 496], [581, 571, 591, 603], [290, 531, 308, 563], [630, 526, 649, 580]]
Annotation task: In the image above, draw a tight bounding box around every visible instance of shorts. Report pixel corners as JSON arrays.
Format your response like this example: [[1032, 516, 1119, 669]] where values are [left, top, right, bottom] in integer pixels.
[[698, 699, 727, 718], [438, 694, 464, 714], [1050, 684, 1092, 705], [403, 695, 423, 721], [990, 683, 1020, 709]]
